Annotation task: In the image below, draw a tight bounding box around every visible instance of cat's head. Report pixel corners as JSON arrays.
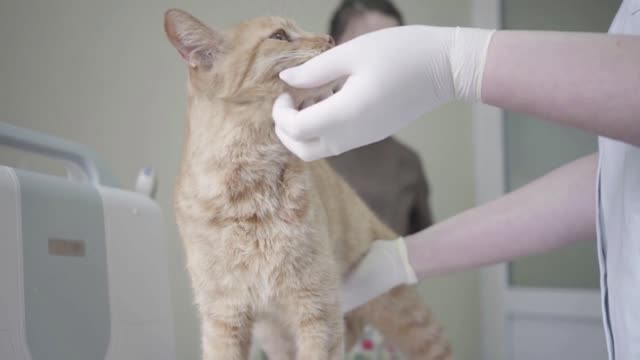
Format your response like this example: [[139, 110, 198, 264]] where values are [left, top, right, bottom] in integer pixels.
[[164, 9, 334, 102]]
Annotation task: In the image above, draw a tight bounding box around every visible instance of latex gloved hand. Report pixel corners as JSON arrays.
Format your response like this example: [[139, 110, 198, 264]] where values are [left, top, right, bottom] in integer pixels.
[[341, 237, 417, 313], [273, 26, 495, 161]]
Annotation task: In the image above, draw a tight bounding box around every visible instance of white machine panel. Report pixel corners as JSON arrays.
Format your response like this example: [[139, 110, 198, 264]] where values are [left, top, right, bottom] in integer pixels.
[[0, 167, 29, 360], [0, 165, 176, 360], [100, 186, 176, 360]]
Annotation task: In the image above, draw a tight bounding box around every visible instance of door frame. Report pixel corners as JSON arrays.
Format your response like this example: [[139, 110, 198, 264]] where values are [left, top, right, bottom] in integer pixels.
[[471, 1, 602, 359]]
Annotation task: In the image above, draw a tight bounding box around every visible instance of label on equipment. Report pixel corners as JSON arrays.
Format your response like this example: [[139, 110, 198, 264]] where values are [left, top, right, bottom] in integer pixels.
[[48, 238, 85, 257]]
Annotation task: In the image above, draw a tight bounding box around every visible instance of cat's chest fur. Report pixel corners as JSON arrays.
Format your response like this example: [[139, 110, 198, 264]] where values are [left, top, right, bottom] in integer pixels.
[[175, 172, 327, 310], [174, 112, 329, 303]]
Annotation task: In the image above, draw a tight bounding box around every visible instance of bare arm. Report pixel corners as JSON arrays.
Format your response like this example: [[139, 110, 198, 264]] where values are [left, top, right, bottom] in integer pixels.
[[482, 31, 640, 146], [408, 153, 597, 279]]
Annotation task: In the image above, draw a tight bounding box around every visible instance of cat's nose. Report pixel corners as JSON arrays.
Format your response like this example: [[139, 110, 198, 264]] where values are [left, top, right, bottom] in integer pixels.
[[326, 35, 335, 47]]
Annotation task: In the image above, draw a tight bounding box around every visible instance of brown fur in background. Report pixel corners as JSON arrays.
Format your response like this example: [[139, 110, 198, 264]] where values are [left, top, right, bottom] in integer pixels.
[[164, 8, 452, 360]]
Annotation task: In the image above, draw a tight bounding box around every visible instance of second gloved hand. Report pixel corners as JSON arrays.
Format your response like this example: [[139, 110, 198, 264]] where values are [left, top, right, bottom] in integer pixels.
[[341, 237, 417, 313], [273, 25, 494, 161]]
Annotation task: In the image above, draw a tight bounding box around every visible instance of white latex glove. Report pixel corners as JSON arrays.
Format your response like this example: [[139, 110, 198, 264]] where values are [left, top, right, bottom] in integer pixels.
[[273, 26, 495, 161], [341, 237, 417, 313]]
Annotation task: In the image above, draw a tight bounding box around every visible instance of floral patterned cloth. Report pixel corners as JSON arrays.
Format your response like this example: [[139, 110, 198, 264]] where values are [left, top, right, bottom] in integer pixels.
[[250, 326, 405, 359], [347, 326, 405, 360]]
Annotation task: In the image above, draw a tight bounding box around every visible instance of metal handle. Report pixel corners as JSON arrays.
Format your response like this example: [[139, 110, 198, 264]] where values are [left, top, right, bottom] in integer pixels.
[[0, 122, 117, 187]]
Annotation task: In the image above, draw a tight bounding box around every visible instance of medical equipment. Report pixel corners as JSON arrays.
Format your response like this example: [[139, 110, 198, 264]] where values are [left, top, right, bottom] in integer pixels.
[[0, 123, 176, 360], [135, 167, 157, 198]]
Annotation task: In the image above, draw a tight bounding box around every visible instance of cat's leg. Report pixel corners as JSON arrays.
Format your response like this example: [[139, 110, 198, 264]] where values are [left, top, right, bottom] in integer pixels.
[[282, 277, 344, 360], [351, 284, 452, 360], [343, 315, 365, 352], [288, 300, 344, 360], [253, 315, 296, 360], [199, 302, 254, 360]]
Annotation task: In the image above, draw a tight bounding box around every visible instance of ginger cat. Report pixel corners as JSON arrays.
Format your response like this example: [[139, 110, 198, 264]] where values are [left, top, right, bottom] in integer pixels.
[[164, 9, 452, 360]]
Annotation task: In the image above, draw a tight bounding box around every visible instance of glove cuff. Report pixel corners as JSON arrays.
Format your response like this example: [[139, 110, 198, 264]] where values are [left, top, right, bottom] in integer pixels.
[[396, 237, 418, 284], [449, 27, 496, 102]]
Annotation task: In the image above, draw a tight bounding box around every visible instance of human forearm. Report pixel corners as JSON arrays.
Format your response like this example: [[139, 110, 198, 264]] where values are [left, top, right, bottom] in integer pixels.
[[482, 31, 640, 146], [408, 153, 598, 279]]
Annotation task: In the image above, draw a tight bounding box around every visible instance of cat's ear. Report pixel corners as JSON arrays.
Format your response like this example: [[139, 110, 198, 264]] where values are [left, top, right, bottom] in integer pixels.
[[164, 9, 224, 68]]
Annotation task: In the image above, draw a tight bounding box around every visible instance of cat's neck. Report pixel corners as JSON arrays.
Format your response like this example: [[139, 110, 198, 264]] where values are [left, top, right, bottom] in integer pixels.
[[183, 94, 293, 176], [175, 88, 310, 227], [178, 94, 307, 224]]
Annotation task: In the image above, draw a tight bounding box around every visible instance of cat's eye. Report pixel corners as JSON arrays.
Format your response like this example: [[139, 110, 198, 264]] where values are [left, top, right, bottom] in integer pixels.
[[269, 29, 291, 42]]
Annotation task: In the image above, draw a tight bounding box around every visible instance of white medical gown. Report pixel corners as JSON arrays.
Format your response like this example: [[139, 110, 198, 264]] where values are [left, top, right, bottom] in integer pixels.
[[597, 1, 640, 359]]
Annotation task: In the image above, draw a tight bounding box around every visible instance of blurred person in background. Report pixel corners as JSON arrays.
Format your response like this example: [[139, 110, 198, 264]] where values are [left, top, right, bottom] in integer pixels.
[[327, 0, 434, 239]]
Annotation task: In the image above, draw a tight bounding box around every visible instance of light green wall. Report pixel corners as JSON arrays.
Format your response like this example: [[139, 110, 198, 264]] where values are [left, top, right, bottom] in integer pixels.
[[0, 1, 480, 359]]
